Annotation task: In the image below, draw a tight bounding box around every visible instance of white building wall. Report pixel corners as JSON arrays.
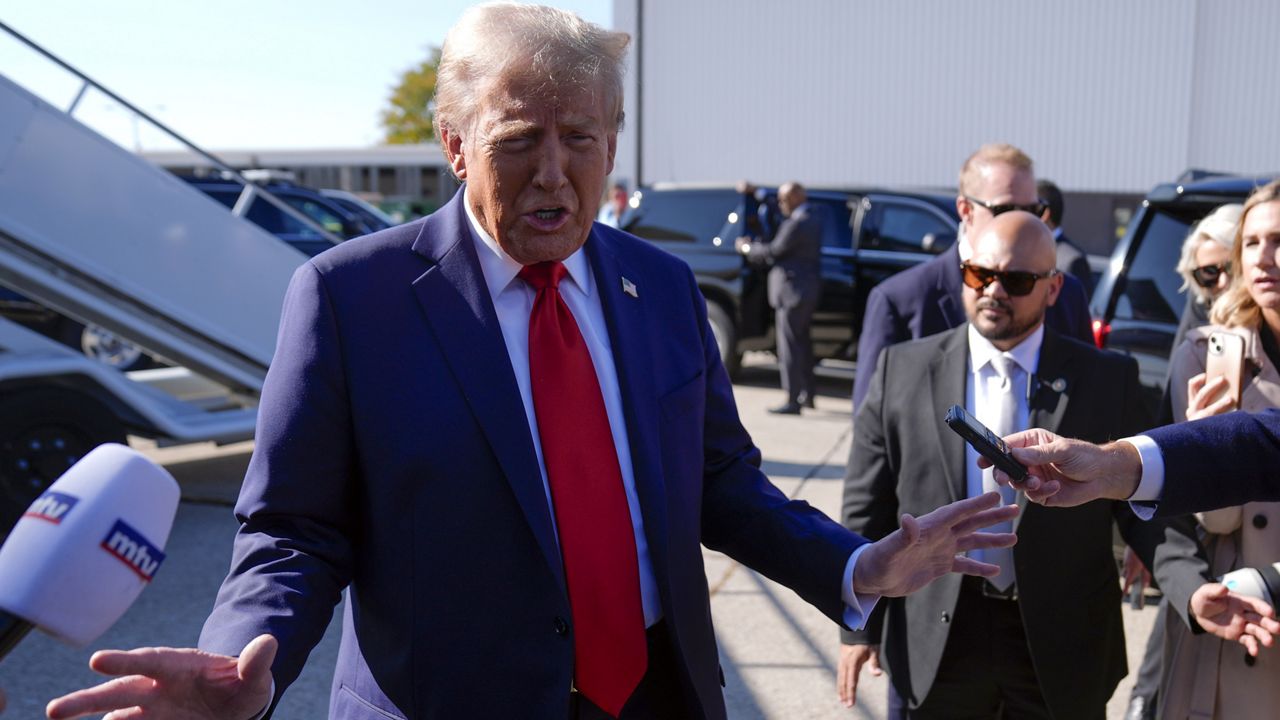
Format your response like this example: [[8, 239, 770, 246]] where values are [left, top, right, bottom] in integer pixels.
[[611, 0, 1277, 194]]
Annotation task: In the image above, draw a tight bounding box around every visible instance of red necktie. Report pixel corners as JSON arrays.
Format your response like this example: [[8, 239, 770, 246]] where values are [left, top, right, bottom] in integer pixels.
[[519, 261, 647, 717]]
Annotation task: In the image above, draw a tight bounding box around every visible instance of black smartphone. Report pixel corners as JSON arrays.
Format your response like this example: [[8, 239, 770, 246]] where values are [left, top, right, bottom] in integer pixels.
[[943, 404, 1028, 483]]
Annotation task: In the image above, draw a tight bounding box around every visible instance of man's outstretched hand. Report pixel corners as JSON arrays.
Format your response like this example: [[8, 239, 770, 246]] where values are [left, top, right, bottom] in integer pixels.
[[852, 492, 1017, 598], [1192, 583, 1280, 657], [977, 428, 1143, 507], [46, 634, 276, 720]]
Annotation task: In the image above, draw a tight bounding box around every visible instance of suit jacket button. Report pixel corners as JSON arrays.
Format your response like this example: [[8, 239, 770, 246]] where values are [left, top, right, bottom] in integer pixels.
[[554, 617, 570, 637], [940, 611, 950, 624], [1253, 513, 1268, 529]]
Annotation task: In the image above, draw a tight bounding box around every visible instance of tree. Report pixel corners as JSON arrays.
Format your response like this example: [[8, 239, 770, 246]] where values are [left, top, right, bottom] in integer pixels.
[[381, 49, 440, 144]]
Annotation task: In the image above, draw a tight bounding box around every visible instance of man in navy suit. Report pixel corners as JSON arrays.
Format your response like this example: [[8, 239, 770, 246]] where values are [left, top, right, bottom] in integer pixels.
[[994, 408, 1280, 518], [48, 6, 1018, 720], [851, 144, 1093, 410]]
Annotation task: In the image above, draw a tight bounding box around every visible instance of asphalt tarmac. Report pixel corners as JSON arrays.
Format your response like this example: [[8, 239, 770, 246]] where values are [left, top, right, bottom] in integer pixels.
[[0, 354, 1156, 718]]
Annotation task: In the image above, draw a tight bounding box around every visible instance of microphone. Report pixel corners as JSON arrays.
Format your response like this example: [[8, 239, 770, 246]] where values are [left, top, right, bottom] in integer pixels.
[[0, 443, 179, 660], [1220, 563, 1280, 607]]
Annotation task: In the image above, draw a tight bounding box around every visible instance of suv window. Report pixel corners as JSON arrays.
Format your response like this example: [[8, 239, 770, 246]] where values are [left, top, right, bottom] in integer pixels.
[[1112, 209, 1192, 325], [282, 197, 348, 237], [191, 184, 325, 239], [861, 199, 954, 253], [246, 199, 324, 239], [626, 191, 739, 244]]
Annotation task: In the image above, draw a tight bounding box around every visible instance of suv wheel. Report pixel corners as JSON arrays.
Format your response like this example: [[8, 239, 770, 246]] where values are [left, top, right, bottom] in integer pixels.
[[706, 302, 741, 378], [0, 387, 127, 537]]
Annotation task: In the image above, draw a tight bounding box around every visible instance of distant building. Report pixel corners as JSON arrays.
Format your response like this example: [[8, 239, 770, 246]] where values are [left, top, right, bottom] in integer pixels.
[[611, 0, 1280, 255], [144, 144, 456, 218]]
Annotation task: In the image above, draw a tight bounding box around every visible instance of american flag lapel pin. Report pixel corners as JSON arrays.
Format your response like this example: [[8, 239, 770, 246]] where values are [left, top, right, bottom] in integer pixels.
[[622, 277, 638, 298]]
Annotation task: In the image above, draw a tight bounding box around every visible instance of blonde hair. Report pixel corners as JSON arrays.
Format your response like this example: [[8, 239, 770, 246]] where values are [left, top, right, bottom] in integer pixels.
[[959, 143, 1034, 196], [1175, 203, 1242, 303], [434, 3, 629, 146], [1210, 180, 1280, 327]]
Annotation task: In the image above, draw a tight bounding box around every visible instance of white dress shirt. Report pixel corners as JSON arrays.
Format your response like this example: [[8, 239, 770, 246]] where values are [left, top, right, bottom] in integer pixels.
[[464, 197, 662, 626], [965, 324, 1044, 577], [966, 324, 1043, 496], [1122, 435, 1166, 519]]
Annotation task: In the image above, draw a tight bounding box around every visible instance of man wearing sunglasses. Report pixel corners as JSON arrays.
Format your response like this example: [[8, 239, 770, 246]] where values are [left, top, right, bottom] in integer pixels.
[[851, 144, 1093, 411], [838, 211, 1212, 719]]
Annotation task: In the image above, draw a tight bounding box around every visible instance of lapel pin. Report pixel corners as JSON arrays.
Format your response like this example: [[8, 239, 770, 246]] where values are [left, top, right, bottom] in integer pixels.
[[621, 277, 638, 298], [1049, 377, 1067, 393]]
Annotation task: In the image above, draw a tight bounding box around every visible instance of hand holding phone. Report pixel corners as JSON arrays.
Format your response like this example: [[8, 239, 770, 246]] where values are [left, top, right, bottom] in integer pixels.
[[944, 404, 1028, 484]]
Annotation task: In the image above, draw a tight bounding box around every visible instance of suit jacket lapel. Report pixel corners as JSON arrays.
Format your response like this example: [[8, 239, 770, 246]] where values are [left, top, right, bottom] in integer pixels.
[[1029, 328, 1074, 436], [927, 326, 970, 503], [1019, 328, 1075, 522], [584, 233, 671, 580], [408, 193, 565, 593]]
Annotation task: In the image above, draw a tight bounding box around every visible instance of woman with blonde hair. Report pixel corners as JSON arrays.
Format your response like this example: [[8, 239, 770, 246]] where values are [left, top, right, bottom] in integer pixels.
[[1160, 180, 1280, 719], [1172, 203, 1244, 350]]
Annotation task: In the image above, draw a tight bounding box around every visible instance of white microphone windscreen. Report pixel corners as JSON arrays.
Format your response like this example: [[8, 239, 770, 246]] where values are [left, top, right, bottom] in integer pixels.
[[0, 443, 179, 646]]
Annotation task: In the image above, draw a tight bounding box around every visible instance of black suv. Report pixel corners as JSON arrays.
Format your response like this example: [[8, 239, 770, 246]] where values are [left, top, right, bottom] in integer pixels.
[[1091, 173, 1277, 415], [622, 184, 958, 375]]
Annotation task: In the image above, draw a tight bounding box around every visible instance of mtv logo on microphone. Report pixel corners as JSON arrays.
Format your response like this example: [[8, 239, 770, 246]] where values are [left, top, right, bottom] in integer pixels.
[[101, 519, 166, 582], [23, 490, 79, 524]]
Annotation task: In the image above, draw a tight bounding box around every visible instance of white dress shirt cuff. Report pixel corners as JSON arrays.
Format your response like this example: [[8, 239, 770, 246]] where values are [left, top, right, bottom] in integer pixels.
[[1122, 435, 1165, 520], [841, 543, 881, 630]]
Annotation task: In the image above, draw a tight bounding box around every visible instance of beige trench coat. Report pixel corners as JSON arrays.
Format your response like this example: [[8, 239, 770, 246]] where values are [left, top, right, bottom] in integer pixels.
[[1161, 324, 1280, 720]]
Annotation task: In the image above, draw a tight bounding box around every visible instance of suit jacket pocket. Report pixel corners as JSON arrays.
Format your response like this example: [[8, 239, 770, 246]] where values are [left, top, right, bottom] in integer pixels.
[[333, 685, 408, 720]]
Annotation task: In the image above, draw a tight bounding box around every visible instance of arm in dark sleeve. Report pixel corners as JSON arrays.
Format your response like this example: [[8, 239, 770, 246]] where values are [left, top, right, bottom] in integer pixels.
[[1149, 409, 1280, 516], [853, 286, 904, 411], [839, 347, 900, 644], [745, 212, 812, 266], [199, 262, 357, 705]]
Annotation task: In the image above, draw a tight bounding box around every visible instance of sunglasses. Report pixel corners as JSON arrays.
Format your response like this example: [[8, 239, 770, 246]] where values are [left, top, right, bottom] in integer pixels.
[[1191, 263, 1230, 288], [963, 194, 1049, 218], [961, 262, 1059, 297]]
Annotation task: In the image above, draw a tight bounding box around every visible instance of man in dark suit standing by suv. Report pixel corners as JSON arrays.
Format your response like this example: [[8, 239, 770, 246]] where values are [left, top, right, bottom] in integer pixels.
[[739, 181, 824, 414]]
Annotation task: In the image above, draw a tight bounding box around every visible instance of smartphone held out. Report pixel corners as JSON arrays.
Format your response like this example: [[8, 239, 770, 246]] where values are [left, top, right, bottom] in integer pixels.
[[1205, 331, 1245, 409], [944, 405, 1028, 484]]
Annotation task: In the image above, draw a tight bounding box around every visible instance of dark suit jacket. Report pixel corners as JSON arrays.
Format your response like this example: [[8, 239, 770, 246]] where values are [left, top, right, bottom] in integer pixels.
[[746, 203, 823, 309], [198, 190, 867, 719], [852, 243, 1094, 408], [841, 326, 1209, 718], [1147, 409, 1280, 517]]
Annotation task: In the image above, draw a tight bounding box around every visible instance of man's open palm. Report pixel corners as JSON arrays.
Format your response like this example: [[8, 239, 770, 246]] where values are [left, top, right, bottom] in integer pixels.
[[46, 634, 276, 720], [853, 492, 1018, 597]]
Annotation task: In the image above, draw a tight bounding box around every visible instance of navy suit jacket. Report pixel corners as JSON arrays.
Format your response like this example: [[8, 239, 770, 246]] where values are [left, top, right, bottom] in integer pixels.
[[199, 190, 866, 719], [852, 243, 1094, 409], [1146, 409, 1280, 517]]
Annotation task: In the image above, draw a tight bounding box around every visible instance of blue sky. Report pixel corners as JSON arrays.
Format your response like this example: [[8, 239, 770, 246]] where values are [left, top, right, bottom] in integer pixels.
[[0, 0, 612, 150]]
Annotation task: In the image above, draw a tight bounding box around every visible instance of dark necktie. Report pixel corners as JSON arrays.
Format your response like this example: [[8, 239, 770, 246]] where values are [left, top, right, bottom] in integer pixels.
[[519, 261, 646, 717]]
